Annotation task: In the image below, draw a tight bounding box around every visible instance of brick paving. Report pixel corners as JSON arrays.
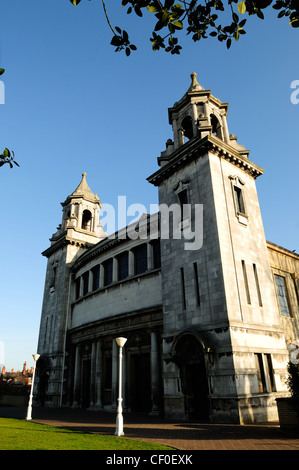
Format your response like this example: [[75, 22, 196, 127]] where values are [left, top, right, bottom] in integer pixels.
[[0, 406, 298, 450]]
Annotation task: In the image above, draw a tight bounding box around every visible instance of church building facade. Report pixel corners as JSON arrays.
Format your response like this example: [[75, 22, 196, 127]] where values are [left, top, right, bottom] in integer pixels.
[[36, 74, 299, 424]]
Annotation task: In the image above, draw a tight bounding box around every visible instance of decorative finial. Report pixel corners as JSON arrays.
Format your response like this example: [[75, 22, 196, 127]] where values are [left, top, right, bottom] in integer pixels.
[[188, 72, 204, 91], [82, 172, 86, 178]]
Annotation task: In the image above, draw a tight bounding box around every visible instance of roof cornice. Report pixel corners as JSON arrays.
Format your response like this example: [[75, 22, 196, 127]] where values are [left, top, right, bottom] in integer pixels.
[[147, 134, 264, 187]]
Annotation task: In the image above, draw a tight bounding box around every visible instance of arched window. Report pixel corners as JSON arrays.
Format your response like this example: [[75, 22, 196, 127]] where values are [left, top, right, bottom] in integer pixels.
[[181, 116, 193, 142], [210, 114, 222, 138], [82, 209, 92, 230]]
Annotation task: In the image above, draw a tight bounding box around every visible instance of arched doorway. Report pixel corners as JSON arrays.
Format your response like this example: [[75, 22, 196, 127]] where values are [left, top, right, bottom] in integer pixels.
[[174, 334, 209, 420]]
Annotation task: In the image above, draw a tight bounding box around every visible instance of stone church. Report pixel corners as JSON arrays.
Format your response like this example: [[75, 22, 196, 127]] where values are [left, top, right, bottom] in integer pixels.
[[36, 73, 299, 424]]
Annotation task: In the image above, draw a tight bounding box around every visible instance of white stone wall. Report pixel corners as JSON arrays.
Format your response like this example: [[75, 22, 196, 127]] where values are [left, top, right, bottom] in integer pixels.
[[71, 271, 162, 328]]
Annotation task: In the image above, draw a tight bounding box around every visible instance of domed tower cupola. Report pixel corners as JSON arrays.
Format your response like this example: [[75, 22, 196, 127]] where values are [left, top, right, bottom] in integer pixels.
[[165, 72, 231, 154], [51, 172, 106, 247]]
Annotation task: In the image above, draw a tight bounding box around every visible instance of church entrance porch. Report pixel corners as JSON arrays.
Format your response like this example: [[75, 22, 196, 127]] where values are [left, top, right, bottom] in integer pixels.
[[175, 334, 210, 420], [163, 333, 210, 420], [67, 327, 163, 415], [180, 361, 209, 420]]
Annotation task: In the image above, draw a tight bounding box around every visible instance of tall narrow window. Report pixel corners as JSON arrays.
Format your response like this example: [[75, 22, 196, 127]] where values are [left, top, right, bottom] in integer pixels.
[[193, 262, 201, 307], [75, 277, 81, 300], [274, 274, 291, 317], [117, 252, 129, 281], [103, 259, 113, 286], [180, 267, 186, 310], [255, 353, 266, 393], [255, 353, 276, 393], [50, 265, 57, 290], [233, 185, 245, 214], [178, 189, 188, 221], [134, 244, 147, 275], [82, 209, 92, 231], [181, 116, 193, 142], [210, 114, 222, 138], [82, 271, 89, 296], [253, 263, 263, 307], [152, 239, 161, 269], [92, 265, 100, 291], [242, 260, 251, 304]]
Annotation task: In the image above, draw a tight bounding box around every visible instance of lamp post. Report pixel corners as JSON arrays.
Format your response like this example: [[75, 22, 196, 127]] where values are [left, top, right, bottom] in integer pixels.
[[114, 337, 127, 436], [26, 353, 40, 420]]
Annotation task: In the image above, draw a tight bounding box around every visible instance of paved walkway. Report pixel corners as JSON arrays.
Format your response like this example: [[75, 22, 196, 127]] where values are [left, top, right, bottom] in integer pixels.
[[0, 406, 298, 450]]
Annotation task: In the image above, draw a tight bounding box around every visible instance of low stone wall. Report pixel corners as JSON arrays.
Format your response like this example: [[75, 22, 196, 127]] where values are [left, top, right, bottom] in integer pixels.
[[276, 398, 299, 431], [0, 394, 29, 407]]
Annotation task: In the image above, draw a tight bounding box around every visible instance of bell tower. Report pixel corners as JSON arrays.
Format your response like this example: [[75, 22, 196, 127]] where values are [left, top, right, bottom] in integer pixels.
[[148, 73, 289, 423], [59, 172, 105, 244], [36, 173, 106, 407]]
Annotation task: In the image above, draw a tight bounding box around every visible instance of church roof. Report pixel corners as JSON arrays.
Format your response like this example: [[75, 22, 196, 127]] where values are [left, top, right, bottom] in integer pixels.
[[64, 172, 100, 204]]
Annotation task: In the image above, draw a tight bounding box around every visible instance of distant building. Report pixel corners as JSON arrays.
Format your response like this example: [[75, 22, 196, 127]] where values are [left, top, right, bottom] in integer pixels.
[[1, 362, 33, 386], [36, 73, 299, 423]]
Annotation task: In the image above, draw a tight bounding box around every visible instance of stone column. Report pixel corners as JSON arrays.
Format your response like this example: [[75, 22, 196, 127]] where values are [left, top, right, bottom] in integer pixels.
[[66, 347, 76, 407], [72, 345, 81, 408], [88, 341, 96, 408], [94, 340, 103, 409], [150, 330, 161, 416], [113, 258, 118, 282], [99, 264, 104, 288], [222, 114, 230, 143], [88, 270, 93, 293], [192, 102, 198, 137], [173, 119, 179, 149], [128, 250, 134, 276], [147, 242, 153, 271]]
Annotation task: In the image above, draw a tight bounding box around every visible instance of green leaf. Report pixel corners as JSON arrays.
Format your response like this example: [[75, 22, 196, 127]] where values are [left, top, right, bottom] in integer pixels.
[[290, 17, 299, 27], [147, 4, 159, 13], [234, 30, 240, 41], [0, 68, 5, 75], [238, 2, 246, 15], [3, 148, 10, 158], [171, 20, 183, 29], [70, 0, 81, 6]]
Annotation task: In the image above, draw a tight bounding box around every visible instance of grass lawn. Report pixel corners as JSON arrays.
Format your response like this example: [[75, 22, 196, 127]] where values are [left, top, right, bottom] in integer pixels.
[[0, 417, 173, 450]]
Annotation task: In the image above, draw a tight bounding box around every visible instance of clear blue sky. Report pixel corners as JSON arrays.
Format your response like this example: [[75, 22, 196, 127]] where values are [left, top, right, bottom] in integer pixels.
[[0, 1, 298, 371]]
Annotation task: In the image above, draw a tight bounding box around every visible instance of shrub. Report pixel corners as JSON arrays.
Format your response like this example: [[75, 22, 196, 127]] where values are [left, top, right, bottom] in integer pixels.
[[286, 362, 299, 418]]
